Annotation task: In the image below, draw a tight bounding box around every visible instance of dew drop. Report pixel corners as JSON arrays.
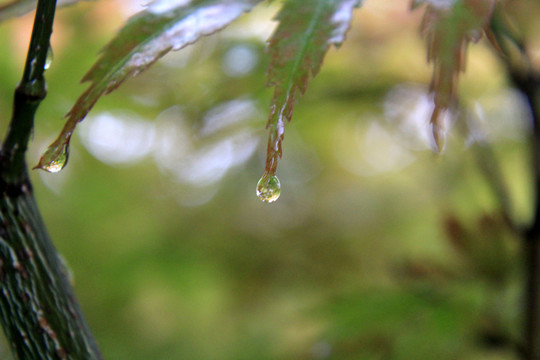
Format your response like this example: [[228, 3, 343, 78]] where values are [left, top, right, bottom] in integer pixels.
[[256, 173, 281, 203], [34, 141, 69, 173], [44, 46, 53, 70]]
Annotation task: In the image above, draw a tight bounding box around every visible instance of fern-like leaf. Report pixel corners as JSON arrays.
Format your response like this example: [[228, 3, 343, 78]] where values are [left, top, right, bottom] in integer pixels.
[[419, 0, 496, 150], [35, 0, 262, 172], [262, 0, 362, 176]]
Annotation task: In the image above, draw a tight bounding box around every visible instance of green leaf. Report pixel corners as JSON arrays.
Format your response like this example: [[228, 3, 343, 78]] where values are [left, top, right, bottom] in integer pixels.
[[0, 0, 92, 22], [419, 0, 496, 150], [262, 0, 362, 176], [35, 0, 263, 172]]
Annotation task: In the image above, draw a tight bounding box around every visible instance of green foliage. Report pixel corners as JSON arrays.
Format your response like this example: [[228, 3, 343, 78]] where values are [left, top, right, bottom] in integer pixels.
[[263, 0, 361, 175], [35, 0, 363, 181], [33, 0, 506, 180], [32, 0, 509, 182], [35, 0, 263, 172]]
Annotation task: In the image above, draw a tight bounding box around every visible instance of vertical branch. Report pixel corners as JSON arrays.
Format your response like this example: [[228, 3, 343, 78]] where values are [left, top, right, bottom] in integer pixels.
[[1, 0, 55, 181], [487, 8, 540, 358], [517, 71, 540, 360], [526, 226, 540, 360], [0, 0, 102, 359], [498, 35, 540, 360]]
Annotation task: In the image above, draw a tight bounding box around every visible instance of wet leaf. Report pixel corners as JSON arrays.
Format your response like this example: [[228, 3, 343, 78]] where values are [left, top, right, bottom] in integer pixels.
[[263, 0, 362, 175], [0, 0, 92, 22], [33, 133, 70, 173], [419, 0, 496, 151], [35, 0, 262, 172]]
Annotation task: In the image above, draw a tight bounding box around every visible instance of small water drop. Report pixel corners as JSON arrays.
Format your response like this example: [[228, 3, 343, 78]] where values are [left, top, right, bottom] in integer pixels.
[[256, 173, 281, 203], [34, 141, 69, 173], [44, 46, 53, 70]]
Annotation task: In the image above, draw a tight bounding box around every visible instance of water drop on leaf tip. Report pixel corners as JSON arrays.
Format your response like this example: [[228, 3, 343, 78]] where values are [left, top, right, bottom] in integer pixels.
[[35, 143, 69, 173], [256, 174, 281, 203], [41, 156, 67, 173]]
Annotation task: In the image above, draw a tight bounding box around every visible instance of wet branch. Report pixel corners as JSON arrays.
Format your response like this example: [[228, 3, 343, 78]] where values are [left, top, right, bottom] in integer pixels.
[[1, 0, 56, 181], [0, 0, 102, 358]]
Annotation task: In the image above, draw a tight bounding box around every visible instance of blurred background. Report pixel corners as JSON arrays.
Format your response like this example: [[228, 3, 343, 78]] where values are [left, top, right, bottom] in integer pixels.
[[0, 0, 537, 359]]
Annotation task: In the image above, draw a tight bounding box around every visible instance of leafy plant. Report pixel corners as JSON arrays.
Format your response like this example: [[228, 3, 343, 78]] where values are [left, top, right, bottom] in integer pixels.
[[0, 0, 539, 359]]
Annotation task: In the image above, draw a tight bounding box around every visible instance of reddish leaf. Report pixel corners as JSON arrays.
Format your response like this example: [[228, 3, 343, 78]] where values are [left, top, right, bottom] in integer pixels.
[[263, 0, 361, 176], [419, 0, 496, 150]]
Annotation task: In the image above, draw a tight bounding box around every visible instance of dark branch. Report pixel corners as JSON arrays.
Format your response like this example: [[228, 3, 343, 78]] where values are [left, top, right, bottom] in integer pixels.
[[490, 9, 540, 360], [0, 0, 103, 359], [0, 0, 56, 183]]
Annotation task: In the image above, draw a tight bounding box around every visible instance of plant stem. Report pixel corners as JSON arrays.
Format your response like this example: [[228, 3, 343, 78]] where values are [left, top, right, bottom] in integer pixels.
[[489, 10, 540, 358], [0, 0, 102, 359], [508, 58, 540, 360], [526, 234, 540, 359], [1, 0, 55, 181], [519, 71, 540, 360]]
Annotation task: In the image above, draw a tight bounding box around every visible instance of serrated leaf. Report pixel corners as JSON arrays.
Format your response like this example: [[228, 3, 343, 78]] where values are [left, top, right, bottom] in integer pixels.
[[419, 0, 495, 150], [0, 0, 92, 22], [35, 0, 263, 172], [262, 0, 362, 176]]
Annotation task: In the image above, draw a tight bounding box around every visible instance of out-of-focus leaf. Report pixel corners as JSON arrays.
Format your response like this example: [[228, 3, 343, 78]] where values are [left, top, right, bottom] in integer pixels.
[[411, 0, 456, 11], [35, 0, 263, 172], [262, 0, 362, 176], [419, 0, 496, 150], [0, 0, 92, 22]]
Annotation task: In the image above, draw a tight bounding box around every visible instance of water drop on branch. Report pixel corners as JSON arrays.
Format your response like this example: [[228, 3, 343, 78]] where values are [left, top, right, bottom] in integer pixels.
[[44, 46, 53, 70]]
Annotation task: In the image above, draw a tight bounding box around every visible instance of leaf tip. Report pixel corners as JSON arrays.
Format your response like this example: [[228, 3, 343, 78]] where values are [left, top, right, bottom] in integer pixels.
[[34, 138, 70, 173], [430, 107, 447, 153]]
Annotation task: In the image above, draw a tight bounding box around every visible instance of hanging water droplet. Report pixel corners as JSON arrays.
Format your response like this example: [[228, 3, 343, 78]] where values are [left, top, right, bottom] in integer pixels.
[[34, 141, 69, 173], [256, 173, 281, 203], [44, 46, 53, 70]]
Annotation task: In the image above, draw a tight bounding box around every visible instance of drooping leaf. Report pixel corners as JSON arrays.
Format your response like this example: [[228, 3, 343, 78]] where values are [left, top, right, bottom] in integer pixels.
[[418, 0, 496, 150], [262, 0, 362, 177], [0, 0, 92, 22], [35, 0, 263, 172]]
